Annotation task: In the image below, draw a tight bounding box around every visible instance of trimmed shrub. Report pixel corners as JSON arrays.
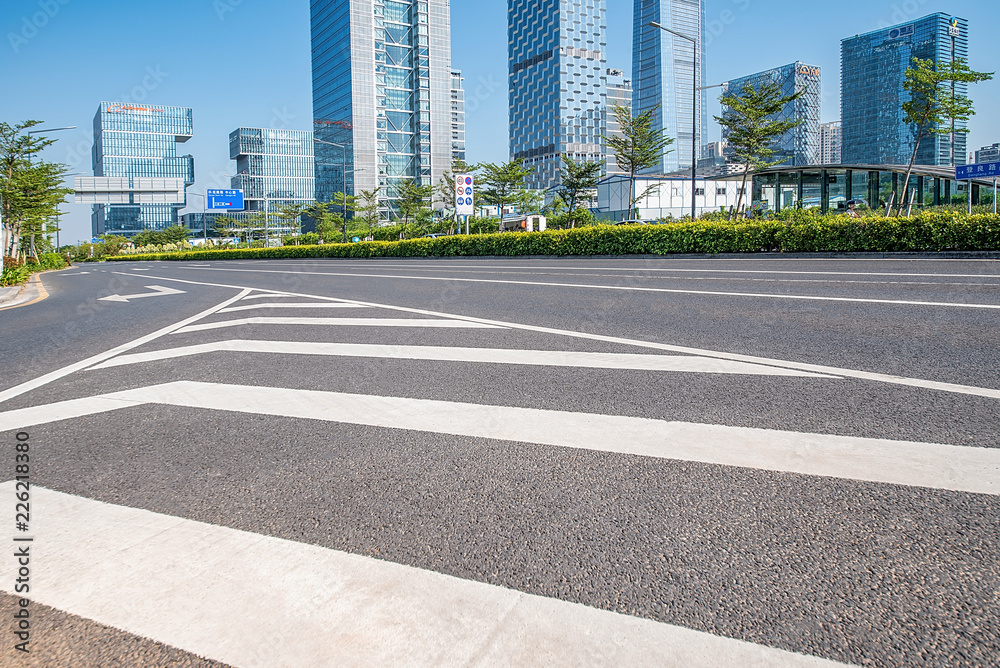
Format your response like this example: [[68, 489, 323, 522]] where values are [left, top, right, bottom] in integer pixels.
[[106, 212, 1000, 263]]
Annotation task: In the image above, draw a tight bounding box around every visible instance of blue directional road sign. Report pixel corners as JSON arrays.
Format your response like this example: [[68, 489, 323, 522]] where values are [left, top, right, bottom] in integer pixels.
[[207, 189, 245, 210], [956, 162, 1000, 180]]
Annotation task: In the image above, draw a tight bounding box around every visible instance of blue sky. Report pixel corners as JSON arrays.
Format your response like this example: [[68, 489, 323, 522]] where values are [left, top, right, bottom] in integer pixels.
[[1, 0, 997, 244]]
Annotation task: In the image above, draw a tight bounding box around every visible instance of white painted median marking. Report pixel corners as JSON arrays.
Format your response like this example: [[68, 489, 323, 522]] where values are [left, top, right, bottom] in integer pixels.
[[2, 382, 997, 495], [89, 340, 832, 377], [0, 484, 849, 668], [111, 272, 1000, 401], [239, 293, 299, 299], [0, 289, 252, 405], [217, 303, 371, 313], [172, 317, 504, 334]]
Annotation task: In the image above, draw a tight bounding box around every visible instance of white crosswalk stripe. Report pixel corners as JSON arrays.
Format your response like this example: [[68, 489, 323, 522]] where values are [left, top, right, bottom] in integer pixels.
[[217, 302, 372, 313], [173, 317, 505, 334], [0, 484, 848, 668]]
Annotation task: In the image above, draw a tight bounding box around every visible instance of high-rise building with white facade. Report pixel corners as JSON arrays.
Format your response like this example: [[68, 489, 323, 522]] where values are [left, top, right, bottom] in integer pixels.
[[975, 143, 1000, 164], [450, 70, 466, 164], [91, 102, 194, 237], [820, 121, 842, 165], [605, 68, 632, 177], [632, 0, 707, 175], [509, 0, 608, 190], [311, 0, 452, 216]]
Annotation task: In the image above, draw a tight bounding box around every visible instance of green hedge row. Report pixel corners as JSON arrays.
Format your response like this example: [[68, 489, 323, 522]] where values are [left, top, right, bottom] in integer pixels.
[[107, 213, 1000, 263]]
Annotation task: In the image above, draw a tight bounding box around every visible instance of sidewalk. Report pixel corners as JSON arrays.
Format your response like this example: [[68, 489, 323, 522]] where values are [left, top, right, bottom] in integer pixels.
[[0, 274, 46, 311]]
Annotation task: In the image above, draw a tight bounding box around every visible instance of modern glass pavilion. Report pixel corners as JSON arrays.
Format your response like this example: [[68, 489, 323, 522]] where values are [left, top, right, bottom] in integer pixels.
[[749, 164, 996, 214]]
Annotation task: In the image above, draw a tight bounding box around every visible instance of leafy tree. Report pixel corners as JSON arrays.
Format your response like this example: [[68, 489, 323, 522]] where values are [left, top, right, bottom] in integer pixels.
[[329, 192, 356, 242], [354, 187, 381, 240], [395, 179, 432, 237], [558, 155, 602, 228], [603, 105, 673, 220], [895, 57, 993, 215], [213, 215, 249, 245], [516, 189, 544, 215], [715, 83, 804, 214], [275, 203, 308, 243], [98, 234, 128, 256], [304, 201, 342, 243], [132, 225, 189, 247], [478, 159, 532, 230], [0, 121, 71, 260]]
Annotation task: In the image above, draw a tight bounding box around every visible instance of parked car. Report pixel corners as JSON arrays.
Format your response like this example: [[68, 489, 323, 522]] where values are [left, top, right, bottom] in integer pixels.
[[421, 233, 446, 238]]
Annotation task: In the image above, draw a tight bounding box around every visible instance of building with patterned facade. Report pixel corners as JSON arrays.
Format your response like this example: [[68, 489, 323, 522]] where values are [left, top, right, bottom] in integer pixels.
[[841, 13, 968, 166], [229, 128, 315, 212], [722, 62, 822, 167], [91, 102, 194, 237], [509, 0, 607, 190], [632, 0, 706, 175], [311, 0, 453, 216], [975, 143, 999, 164]]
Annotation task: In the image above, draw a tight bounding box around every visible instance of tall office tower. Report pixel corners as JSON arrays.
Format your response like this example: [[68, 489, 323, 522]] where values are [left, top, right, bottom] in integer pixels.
[[632, 0, 706, 175], [450, 70, 466, 164], [311, 0, 452, 216], [820, 121, 842, 164], [509, 0, 608, 190], [841, 13, 968, 166], [975, 143, 1000, 163], [605, 67, 633, 177], [230, 128, 316, 214], [722, 62, 822, 167], [91, 102, 194, 237]]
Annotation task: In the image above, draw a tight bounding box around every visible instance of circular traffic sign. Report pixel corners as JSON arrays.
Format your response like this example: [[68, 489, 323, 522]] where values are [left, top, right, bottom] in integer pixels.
[[465, 177, 473, 185], [465, 187, 472, 195]]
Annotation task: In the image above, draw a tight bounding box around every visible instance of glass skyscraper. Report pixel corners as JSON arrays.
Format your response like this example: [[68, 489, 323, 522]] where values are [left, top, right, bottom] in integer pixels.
[[311, 0, 453, 217], [230, 128, 315, 211], [723, 62, 821, 167], [841, 13, 969, 166], [91, 102, 194, 236], [633, 0, 707, 175], [450, 69, 466, 164], [508, 0, 607, 190]]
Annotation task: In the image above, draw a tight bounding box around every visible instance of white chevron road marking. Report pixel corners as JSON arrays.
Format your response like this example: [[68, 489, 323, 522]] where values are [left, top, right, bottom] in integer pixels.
[[88, 340, 834, 377], [2, 382, 996, 495], [0, 484, 850, 668], [217, 303, 371, 313]]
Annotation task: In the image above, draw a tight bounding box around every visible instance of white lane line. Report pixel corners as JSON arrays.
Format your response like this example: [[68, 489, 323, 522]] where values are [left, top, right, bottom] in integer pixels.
[[0, 289, 252, 406], [172, 317, 504, 334], [111, 272, 1000, 401], [171, 266, 1000, 310], [239, 293, 299, 300], [87, 340, 833, 377], [0, 485, 847, 668], [245, 260, 1000, 279], [4, 381, 997, 495], [217, 303, 371, 313]]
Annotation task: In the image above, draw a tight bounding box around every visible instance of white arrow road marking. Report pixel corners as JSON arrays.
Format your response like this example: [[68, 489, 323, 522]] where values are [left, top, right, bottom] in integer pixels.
[[88, 340, 835, 378], [98, 285, 186, 303], [172, 317, 504, 334], [2, 382, 997, 495], [0, 484, 849, 668], [217, 302, 372, 313]]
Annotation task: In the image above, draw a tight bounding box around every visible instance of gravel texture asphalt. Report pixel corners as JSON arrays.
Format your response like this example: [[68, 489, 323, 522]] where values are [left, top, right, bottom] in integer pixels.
[[1, 256, 998, 667]]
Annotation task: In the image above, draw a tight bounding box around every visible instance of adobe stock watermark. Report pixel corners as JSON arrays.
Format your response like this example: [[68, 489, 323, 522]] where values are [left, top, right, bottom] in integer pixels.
[[7, 0, 72, 54], [875, 0, 932, 29], [214, 0, 243, 21], [62, 65, 170, 173], [464, 74, 503, 117]]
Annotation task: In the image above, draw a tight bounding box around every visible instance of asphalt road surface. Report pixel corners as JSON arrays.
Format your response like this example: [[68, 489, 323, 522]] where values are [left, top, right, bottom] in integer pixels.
[[1, 256, 998, 667]]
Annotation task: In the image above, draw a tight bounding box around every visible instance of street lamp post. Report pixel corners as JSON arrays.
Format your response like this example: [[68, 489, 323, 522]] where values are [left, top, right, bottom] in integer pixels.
[[648, 22, 699, 220], [26, 126, 76, 252], [314, 138, 349, 243]]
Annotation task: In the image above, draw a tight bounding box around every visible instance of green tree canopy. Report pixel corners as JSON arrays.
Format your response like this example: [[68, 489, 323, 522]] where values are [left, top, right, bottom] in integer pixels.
[[603, 104, 673, 220], [477, 159, 532, 230], [895, 57, 993, 215], [558, 155, 603, 228], [715, 82, 804, 213]]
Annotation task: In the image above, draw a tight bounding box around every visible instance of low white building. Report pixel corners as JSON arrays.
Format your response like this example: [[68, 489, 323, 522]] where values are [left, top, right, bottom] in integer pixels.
[[597, 175, 746, 221]]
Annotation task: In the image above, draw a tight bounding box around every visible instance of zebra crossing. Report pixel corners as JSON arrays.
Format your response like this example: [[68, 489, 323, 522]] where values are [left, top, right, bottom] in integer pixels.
[[2, 279, 998, 666]]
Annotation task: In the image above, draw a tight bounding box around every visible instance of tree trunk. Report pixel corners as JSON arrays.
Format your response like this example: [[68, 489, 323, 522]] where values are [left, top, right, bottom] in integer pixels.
[[568, 193, 577, 228], [736, 163, 751, 215], [897, 119, 928, 217]]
